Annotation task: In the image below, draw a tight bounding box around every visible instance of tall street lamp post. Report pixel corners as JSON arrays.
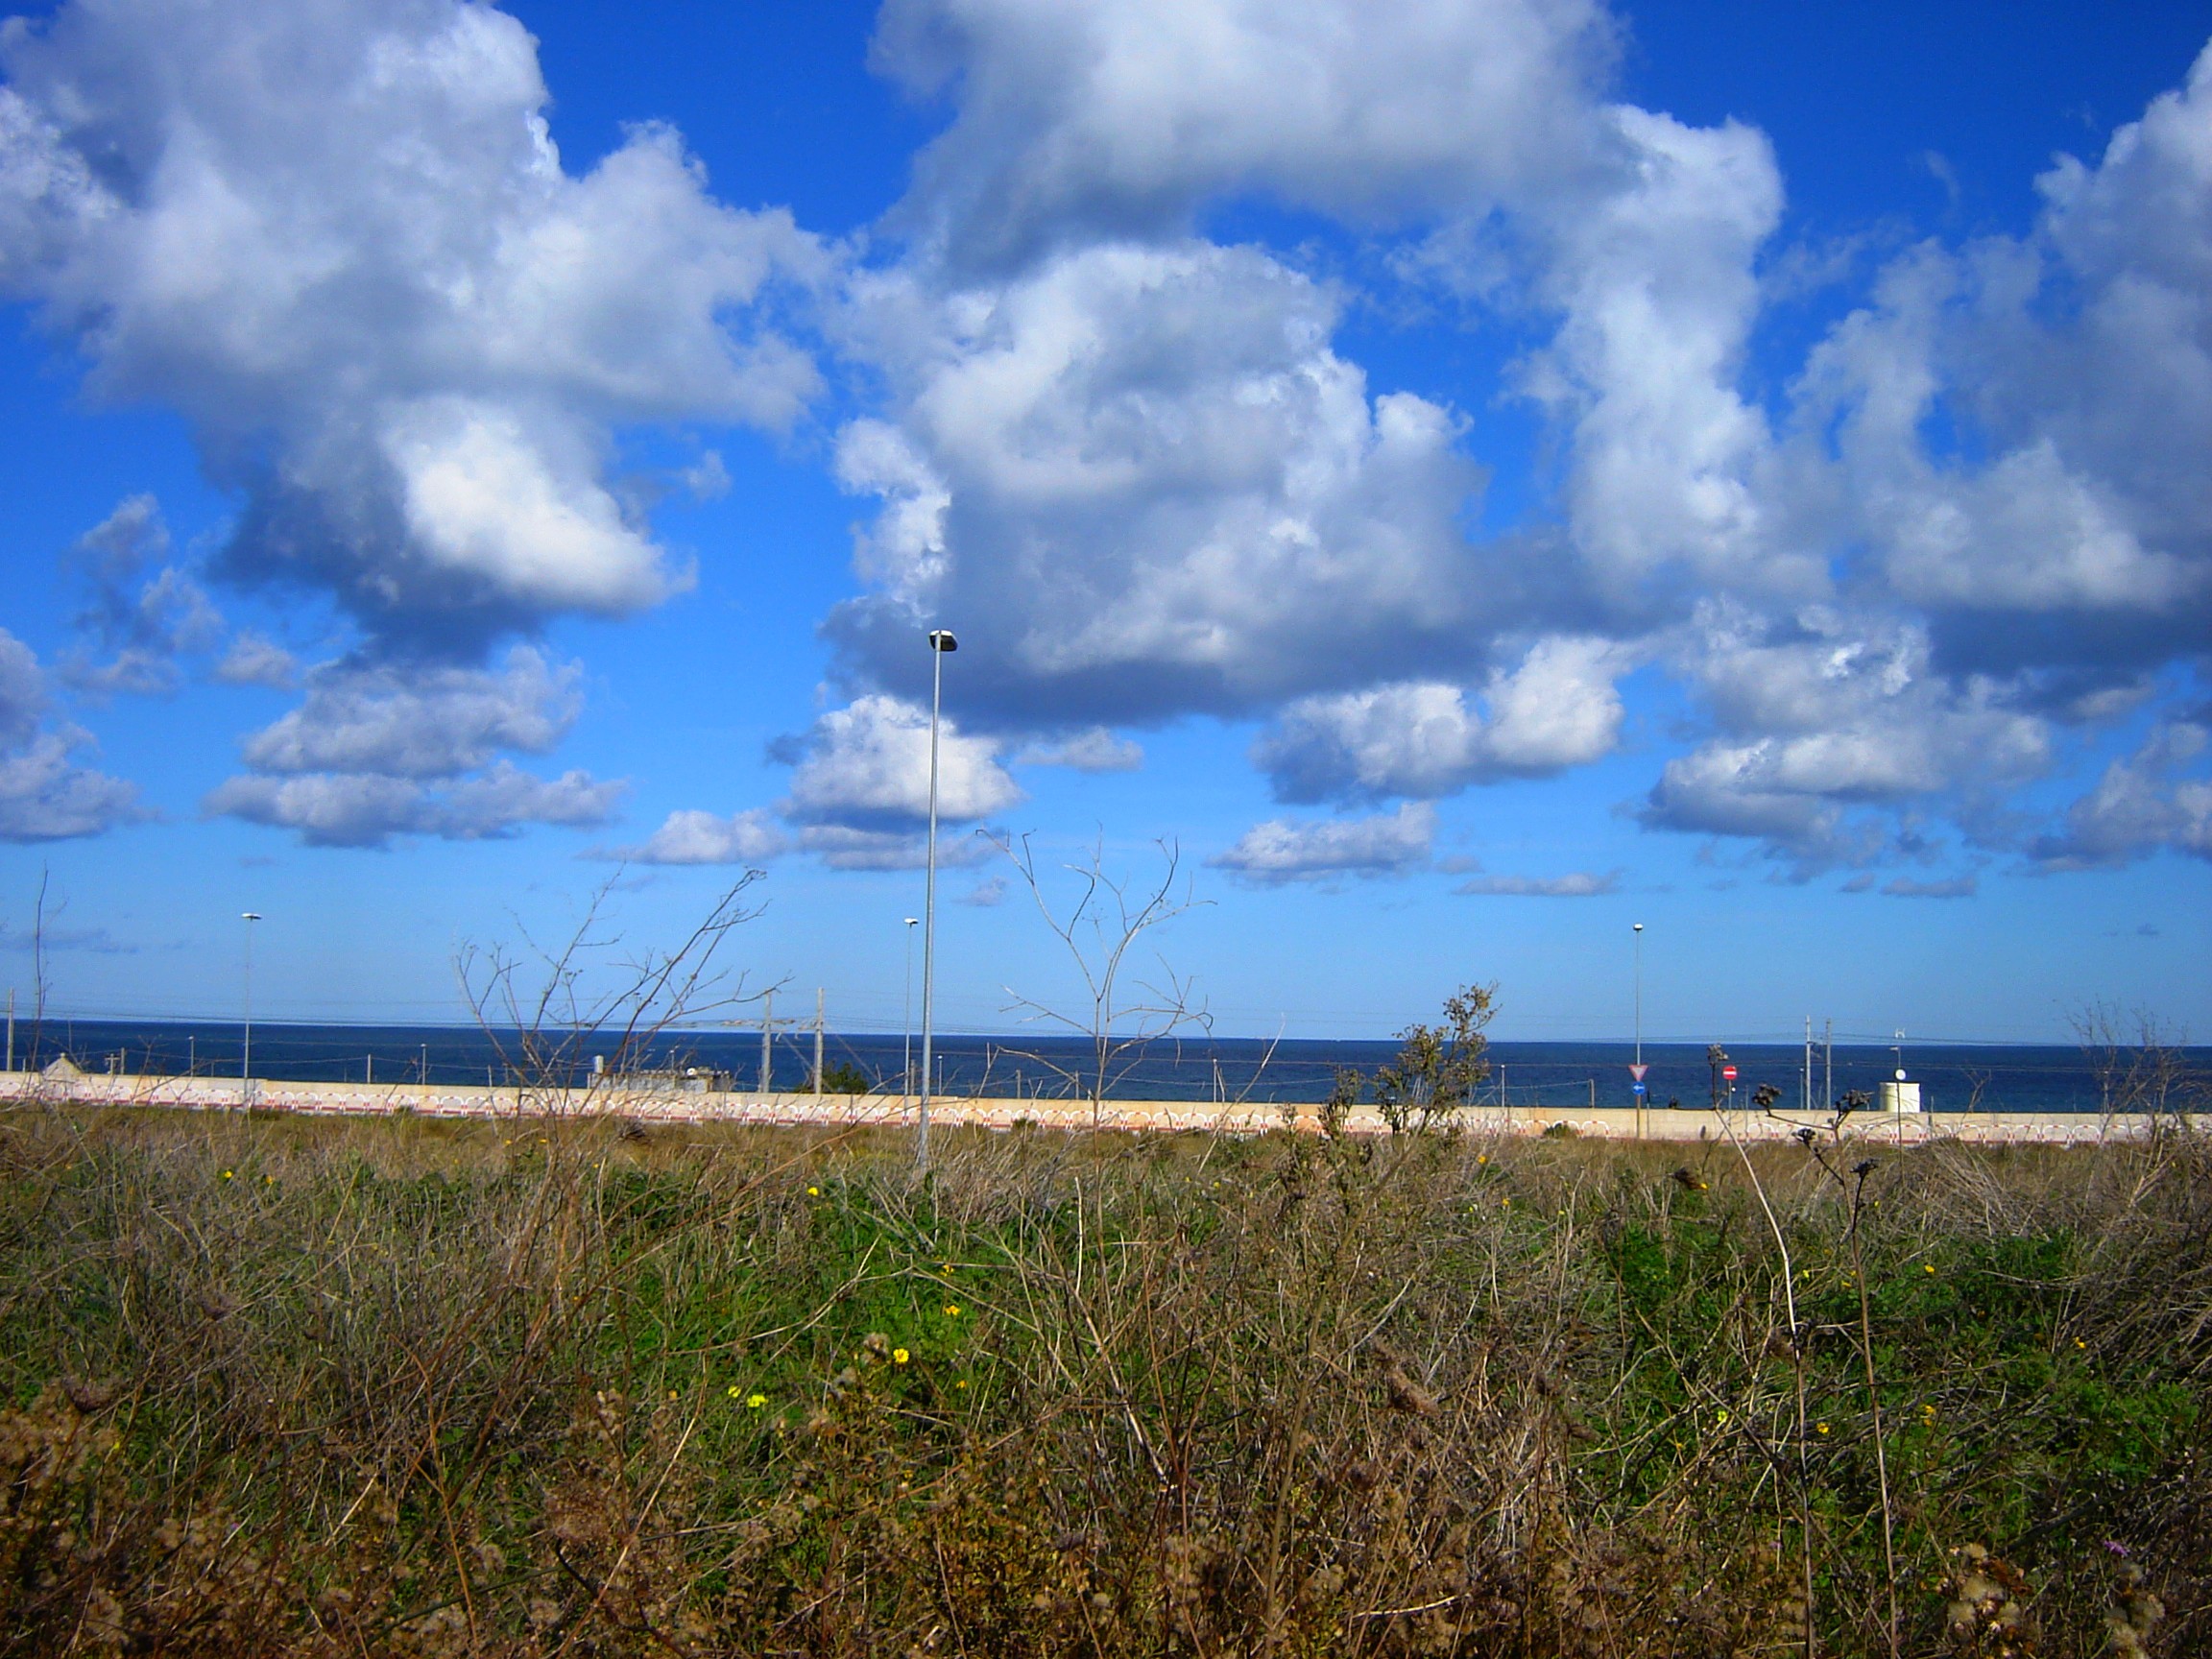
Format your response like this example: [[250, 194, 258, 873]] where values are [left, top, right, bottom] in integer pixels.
[[919, 628, 957, 1169], [241, 911, 261, 1108]]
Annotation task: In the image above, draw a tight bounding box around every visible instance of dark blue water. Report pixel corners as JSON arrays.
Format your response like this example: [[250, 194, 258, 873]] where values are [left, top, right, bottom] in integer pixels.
[[10, 1018, 2196, 1114]]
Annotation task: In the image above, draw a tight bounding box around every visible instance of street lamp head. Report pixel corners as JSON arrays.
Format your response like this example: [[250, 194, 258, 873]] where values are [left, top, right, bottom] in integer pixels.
[[1632, 922, 1643, 933], [904, 917, 919, 926], [926, 629, 958, 652], [241, 911, 261, 922]]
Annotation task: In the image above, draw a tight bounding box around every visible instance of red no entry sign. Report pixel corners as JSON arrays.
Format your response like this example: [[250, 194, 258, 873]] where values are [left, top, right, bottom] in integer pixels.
[[1721, 1065, 1738, 1081]]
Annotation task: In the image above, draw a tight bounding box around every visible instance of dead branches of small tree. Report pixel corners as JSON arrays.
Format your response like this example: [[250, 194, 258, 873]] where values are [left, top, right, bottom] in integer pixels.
[[993, 832, 1211, 1130], [2075, 1001, 2201, 1141], [455, 869, 771, 1117]]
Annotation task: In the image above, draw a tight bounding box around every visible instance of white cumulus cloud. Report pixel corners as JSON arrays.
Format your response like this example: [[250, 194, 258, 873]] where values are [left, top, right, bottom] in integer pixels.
[[1016, 729, 1143, 772], [239, 647, 582, 780], [1255, 637, 1627, 802], [873, 0, 1619, 270], [58, 494, 227, 697], [205, 645, 625, 848], [204, 761, 620, 850], [0, 0, 827, 647], [828, 242, 1487, 724], [1210, 802, 1434, 884], [611, 808, 790, 867], [783, 694, 1023, 830], [0, 628, 144, 842], [2029, 718, 2212, 869]]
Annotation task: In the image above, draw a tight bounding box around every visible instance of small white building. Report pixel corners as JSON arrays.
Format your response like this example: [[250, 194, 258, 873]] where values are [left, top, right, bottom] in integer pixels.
[[1879, 1079, 1924, 1113]]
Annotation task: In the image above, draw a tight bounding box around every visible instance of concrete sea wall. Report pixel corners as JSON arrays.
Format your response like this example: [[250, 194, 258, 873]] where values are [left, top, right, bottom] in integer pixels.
[[0, 1069, 2151, 1144]]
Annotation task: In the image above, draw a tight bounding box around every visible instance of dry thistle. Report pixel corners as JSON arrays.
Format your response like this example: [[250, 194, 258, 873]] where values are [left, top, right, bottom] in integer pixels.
[[2104, 1557, 2164, 1658], [1943, 1543, 2038, 1657]]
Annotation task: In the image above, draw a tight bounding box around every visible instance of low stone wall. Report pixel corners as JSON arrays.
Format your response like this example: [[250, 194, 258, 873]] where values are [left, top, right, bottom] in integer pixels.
[[0, 1069, 2146, 1144]]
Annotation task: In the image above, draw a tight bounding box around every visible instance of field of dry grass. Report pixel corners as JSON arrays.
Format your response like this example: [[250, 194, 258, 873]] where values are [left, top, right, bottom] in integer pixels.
[[0, 1105, 2204, 1655]]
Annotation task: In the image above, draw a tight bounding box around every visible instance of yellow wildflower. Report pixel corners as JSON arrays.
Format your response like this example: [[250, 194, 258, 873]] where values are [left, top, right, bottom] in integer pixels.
[[806, 1186, 820, 1196], [1816, 1422, 1830, 1434], [746, 1393, 768, 1409], [944, 1304, 961, 1317], [893, 1348, 910, 1365], [220, 1169, 233, 1180]]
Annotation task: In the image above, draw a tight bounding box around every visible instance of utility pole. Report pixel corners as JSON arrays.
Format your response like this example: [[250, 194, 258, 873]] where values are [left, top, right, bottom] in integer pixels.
[[5, 989, 12, 1074], [1804, 1016, 1813, 1114], [813, 987, 824, 1102], [1823, 1020, 1833, 1114], [760, 988, 775, 1095]]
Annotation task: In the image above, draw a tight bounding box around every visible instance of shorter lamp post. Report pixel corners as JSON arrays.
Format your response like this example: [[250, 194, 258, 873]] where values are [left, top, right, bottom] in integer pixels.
[[240, 912, 262, 1108], [902, 916, 919, 1099], [1632, 922, 1644, 1070], [1631, 921, 1645, 1130], [919, 628, 957, 1170]]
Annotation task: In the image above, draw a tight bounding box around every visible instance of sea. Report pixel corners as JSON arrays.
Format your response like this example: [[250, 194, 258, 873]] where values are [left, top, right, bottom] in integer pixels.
[[10, 1018, 2200, 1115]]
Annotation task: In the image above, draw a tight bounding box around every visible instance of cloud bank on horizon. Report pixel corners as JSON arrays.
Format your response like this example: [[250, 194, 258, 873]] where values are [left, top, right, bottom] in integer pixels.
[[0, 0, 2206, 888]]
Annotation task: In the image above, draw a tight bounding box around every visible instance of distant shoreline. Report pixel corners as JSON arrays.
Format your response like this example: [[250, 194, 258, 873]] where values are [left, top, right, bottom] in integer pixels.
[[4, 1017, 2195, 1114]]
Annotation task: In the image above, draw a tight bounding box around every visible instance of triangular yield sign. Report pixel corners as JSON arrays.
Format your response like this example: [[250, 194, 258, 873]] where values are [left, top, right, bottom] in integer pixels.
[[1628, 1063, 1648, 1082]]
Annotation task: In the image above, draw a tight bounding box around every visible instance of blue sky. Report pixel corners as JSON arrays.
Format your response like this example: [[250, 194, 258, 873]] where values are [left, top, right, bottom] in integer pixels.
[[0, 0, 2207, 1044]]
